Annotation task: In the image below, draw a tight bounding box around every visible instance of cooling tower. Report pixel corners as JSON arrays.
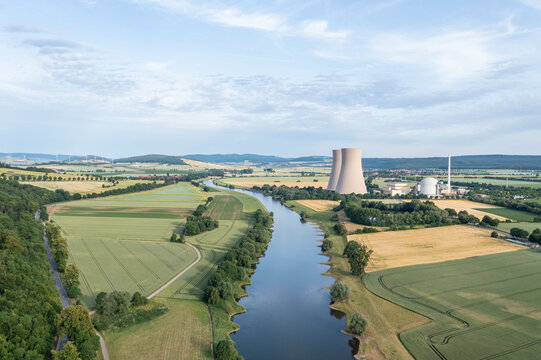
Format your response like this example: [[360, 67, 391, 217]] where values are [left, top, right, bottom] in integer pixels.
[[335, 148, 367, 194], [326, 149, 342, 191]]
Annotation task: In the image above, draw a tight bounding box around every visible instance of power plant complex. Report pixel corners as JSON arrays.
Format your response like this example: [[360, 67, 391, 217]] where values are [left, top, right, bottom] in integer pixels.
[[327, 148, 367, 194], [327, 149, 462, 197]]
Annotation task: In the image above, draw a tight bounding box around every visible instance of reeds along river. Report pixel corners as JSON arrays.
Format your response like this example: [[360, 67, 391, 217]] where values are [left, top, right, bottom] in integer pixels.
[[205, 181, 358, 360]]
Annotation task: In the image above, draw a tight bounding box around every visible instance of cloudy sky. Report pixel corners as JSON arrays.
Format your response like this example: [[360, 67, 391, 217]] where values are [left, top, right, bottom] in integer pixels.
[[1, 0, 541, 158]]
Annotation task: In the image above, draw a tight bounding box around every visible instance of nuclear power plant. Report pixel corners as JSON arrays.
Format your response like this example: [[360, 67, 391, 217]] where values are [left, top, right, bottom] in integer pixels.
[[327, 148, 367, 194]]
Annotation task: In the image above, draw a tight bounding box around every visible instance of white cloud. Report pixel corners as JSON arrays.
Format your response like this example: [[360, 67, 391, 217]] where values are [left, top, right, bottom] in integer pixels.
[[519, 0, 541, 10], [129, 0, 348, 40]]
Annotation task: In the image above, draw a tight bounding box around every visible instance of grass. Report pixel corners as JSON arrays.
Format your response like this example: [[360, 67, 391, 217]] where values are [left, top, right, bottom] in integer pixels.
[[497, 222, 541, 234], [445, 176, 541, 188], [348, 225, 523, 272], [103, 298, 212, 360], [475, 207, 540, 222], [364, 250, 541, 359]]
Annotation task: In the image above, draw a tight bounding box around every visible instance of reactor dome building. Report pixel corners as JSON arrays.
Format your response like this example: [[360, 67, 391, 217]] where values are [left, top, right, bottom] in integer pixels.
[[327, 147, 367, 194]]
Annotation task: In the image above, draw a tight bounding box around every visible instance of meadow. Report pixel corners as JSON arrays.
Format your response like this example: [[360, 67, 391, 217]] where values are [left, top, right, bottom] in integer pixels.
[[103, 299, 212, 360], [21, 179, 158, 194], [51, 184, 206, 306], [497, 222, 541, 234], [475, 207, 539, 222], [364, 250, 541, 359]]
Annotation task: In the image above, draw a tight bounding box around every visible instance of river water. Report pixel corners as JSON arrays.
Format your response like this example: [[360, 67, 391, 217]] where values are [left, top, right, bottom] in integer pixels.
[[206, 181, 358, 359]]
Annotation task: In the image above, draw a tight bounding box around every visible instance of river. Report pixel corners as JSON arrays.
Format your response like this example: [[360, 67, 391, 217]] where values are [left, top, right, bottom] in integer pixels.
[[206, 181, 358, 359]]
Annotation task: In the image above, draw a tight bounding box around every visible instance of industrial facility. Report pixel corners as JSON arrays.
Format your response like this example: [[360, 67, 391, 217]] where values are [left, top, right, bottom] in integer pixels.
[[327, 147, 367, 194]]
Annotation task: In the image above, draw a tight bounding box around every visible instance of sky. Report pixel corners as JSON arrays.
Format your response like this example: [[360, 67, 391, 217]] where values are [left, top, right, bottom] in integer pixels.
[[1, 0, 541, 158]]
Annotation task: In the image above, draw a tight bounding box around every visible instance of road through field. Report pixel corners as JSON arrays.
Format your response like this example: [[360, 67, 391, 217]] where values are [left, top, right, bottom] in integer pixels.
[[147, 242, 202, 299]]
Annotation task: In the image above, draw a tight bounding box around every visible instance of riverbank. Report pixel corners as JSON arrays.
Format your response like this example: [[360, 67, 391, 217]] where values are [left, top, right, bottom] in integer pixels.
[[282, 200, 428, 360]]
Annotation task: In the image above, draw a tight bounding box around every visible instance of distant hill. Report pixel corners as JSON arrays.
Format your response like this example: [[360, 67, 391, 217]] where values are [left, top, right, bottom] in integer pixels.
[[114, 154, 187, 165], [363, 155, 541, 170], [183, 154, 287, 163]]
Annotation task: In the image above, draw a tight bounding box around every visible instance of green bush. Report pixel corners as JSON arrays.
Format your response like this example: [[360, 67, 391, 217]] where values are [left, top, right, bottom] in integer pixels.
[[330, 283, 349, 302], [215, 340, 238, 360], [347, 313, 367, 335], [510, 227, 530, 239], [321, 239, 333, 252]]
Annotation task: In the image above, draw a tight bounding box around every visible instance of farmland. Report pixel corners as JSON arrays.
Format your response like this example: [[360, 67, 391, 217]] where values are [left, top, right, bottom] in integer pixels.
[[364, 250, 541, 359], [427, 199, 509, 221], [21, 179, 158, 194], [103, 299, 212, 360], [348, 225, 523, 272], [444, 176, 541, 188], [51, 183, 206, 306], [475, 207, 539, 222], [222, 175, 329, 189], [497, 222, 541, 234]]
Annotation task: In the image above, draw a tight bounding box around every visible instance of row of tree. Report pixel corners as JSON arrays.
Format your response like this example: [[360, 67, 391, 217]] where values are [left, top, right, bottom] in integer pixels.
[[0, 180, 64, 358]]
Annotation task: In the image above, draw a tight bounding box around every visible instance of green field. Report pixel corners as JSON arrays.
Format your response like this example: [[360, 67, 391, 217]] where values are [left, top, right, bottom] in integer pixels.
[[476, 207, 539, 222], [51, 184, 206, 306], [497, 222, 541, 235], [364, 250, 541, 359], [447, 177, 541, 188], [103, 299, 212, 360]]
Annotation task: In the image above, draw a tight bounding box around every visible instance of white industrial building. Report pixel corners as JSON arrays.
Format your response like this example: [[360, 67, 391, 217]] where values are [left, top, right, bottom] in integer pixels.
[[381, 182, 412, 196], [327, 147, 367, 194]]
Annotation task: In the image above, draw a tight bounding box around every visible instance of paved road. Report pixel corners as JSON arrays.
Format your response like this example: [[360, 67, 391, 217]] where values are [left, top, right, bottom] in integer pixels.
[[147, 242, 202, 299], [37, 210, 109, 359]]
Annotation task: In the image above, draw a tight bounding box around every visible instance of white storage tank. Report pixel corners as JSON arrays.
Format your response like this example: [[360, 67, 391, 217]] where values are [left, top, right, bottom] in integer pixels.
[[419, 177, 439, 196]]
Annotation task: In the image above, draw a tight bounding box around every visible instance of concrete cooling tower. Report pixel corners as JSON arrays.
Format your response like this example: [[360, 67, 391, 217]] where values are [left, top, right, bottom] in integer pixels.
[[326, 149, 342, 191], [335, 148, 367, 195]]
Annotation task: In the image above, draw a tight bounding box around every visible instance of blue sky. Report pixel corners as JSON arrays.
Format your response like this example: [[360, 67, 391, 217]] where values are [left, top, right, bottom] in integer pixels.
[[1, 0, 541, 158]]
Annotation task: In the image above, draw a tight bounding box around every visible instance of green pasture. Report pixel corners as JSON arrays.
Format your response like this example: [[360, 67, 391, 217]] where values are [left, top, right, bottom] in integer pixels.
[[206, 195, 246, 220], [497, 222, 541, 235], [55, 206, 190, 219], [476, 207, 539, 222], [364, 250, 541, 359]]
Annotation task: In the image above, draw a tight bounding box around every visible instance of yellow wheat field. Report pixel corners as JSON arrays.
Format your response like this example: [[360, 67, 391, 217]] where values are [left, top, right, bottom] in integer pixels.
[[428, 199, 509, 221], [295, 200, 339, 212], [348, 225, 524, 272]]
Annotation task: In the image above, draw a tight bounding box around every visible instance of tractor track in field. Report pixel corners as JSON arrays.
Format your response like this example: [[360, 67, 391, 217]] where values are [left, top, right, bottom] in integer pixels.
[[119, 240, 160, 279], [100, 239, 145, 292], [82, 238, 116, 292]]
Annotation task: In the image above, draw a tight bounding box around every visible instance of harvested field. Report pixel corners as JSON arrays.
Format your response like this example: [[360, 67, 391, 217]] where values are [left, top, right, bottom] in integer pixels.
[[476, 207, 539, 222], [426, 199, 509, 221], [348, 225, 524, 272], [21, 181, 108, 193], [222, 176, 328, 189], [104, 299, 212, 360], [295, 200, 339, 212]]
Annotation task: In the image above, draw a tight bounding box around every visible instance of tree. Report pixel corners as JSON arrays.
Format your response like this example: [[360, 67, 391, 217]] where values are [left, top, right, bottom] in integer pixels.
[[529, 229, 541, 244], [334, 223, 347, 235], [343, 241, 361, 258], [445, 208, 457, 217], [54, 341, 81, 360], [62, 264, 80, 290], [481, 215, 500, 227], [214, 340, 238, 360], [347, 313, 367, 335], [131, 291, 148, 306], [510, 227, 529, 239], [348, 244, 372, 276], [95, 291, 131, 316], [205, 287, 220, 304], [170, 233, 178, 242], [491, 231, 499, 238], [321, 239, 333, 252], [56, 306, 95, 340], [330, 283, 349, 302]]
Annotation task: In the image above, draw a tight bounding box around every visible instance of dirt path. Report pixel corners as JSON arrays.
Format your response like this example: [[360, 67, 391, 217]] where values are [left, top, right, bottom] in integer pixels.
[[147, 242, 202, 299]]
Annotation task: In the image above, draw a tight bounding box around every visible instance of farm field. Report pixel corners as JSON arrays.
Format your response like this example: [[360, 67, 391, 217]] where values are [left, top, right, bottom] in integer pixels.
[[159, 191, 263, 300], [20, 179, 158, 194], [222, 175, 328, 189], [497, 222, 541, 234], [364, 250, 541, 359], [295, 200, 339, 212], [104, 298, 212, 360], [51, 183, 206, 306], [476, 207, 539, 222], [348, 225, 523, 272], [427, 199, 509, 221], [446, 176, 541, 188]]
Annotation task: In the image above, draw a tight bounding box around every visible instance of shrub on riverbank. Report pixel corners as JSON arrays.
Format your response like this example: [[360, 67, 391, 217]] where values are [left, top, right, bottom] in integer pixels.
[[347, 313, 367, 335], [330, 283, 349, 302]]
